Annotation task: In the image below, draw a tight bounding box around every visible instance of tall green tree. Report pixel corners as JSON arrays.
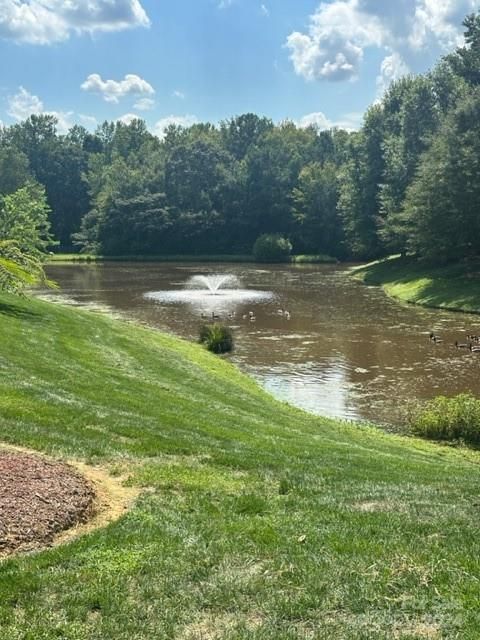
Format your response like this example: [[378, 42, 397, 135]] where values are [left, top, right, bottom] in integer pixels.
[[293, 161, 343, 256], [405, 88, 480, 261]]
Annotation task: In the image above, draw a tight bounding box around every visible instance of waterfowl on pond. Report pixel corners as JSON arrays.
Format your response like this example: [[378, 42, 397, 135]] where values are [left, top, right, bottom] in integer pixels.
[[429, 333, 442, 343], [455, 340, 471, 349], [470, 344, 480, 353], [212, 312, 220, 320]]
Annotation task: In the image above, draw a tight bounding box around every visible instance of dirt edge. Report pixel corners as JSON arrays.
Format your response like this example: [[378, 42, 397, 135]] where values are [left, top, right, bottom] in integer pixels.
[[0, 443, 141, 559]]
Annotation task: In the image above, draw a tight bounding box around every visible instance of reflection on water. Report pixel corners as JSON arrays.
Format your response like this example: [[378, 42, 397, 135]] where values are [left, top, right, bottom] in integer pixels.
[[42, 262, 480, 426]]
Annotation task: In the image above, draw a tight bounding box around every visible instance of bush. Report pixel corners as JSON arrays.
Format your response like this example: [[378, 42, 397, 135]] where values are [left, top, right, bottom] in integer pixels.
[[199, 324, 234, 354], [407, 393, 480, 445], [253, 234, 292, 263]]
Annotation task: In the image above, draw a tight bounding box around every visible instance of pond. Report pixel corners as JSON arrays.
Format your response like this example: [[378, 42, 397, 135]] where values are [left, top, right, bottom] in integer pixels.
[[43, 262, 480, 426]]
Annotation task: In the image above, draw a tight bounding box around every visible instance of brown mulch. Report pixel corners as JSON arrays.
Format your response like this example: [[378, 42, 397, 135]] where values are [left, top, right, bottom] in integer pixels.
[[0, 451, 96, 556]]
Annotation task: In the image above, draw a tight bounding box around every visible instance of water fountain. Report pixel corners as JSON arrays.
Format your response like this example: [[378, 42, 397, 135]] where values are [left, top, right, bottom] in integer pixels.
[[144, 273, 273, 313]]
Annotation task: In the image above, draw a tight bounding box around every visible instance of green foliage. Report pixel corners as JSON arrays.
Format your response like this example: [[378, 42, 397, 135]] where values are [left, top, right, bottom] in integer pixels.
[[404, 88, 480, 261], [0, 240, 52, 294], [2, 12, 480, 263], [448, 13, 480, 85], [0, 182, 54, 258], [293, 161, 343, 256], [198, 323, 234, 354], [253, 233, 292, 262], [0, 183, 55, 293], [407, 393, 480, 445]]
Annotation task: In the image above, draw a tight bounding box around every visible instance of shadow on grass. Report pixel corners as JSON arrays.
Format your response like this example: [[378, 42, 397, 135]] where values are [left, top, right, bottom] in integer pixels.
[[0, 300, 43, 321]]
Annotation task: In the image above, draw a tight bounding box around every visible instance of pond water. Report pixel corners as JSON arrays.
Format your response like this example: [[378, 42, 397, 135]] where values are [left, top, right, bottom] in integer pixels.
[[43, 262, 480, 426]]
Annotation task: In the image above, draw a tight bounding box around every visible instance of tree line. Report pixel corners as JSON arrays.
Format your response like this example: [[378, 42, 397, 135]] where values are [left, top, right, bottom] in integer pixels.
[[1, 12, 479, 271]]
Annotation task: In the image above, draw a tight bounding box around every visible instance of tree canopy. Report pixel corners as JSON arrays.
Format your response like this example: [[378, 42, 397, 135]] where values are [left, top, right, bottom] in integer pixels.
[[1, 12, 480, 266]]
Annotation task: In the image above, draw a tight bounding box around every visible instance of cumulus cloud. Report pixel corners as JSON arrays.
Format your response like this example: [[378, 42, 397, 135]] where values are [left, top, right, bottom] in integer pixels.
[[298, 110, 363, 131], [134, 97, 155, 111], [286, 1, 385, 81], [153, 115, 199, 139], [172, 90, 186, 99], [117, 113, 141, 125], [409, 0, 477, 50], [0, 0, 150, 45], [79, 114, 99, 129], [81, 73, 155, 104], [7, 86, 43, 120], [260, 4, 270, 17], [376, 53, 410, 98], [6, 86, 75, 133], [287, 0, 475, 84]]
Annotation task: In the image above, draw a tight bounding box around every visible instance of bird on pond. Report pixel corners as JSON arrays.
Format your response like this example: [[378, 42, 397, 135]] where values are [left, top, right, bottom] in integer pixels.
[[455, 340, 471, 349], [429, 333, 442, 343]]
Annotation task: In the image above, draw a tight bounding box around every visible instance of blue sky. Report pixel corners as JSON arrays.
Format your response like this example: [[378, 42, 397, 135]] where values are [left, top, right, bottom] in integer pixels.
[[0, 1, 476, 135]]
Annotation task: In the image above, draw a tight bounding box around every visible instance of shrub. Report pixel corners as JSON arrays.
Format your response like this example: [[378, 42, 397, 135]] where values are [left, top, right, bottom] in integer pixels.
[[199, 324, 234, 354], [253, 233, 292, 263], [407, 393, 480, 445]]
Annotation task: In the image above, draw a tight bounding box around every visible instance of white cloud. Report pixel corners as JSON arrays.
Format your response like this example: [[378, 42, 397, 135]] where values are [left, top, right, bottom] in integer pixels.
[[376, 53, 410, 98], [172, 90, 186, 99], [79, 114, 99, 129], [298, 112, 333, 130], [117, 113, 141, 125], [260, 4, 270, 17], [7, 86, 79, 133], [7, 86, 43, 120], [153, 114, 199, 139], [134, 97, 155, 111], [48, 110, 75, 134], [0, 0, 150, 45], [287, 0, 475, 84], [81, 73, 155, 104], [218, 0, 234, 8], [286, 1, 385, 82], [409, 0, 476, 50], [298, 110, 363, 131]]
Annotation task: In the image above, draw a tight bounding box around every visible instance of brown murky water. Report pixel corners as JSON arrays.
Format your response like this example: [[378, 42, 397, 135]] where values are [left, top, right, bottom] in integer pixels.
[[43, 262, 480, 426]]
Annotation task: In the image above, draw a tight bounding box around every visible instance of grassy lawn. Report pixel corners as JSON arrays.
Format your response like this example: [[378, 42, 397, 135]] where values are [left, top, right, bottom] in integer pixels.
[[1, 293, 480, 638], [352, 256, 480, 314], [48, 254, 337, 265]]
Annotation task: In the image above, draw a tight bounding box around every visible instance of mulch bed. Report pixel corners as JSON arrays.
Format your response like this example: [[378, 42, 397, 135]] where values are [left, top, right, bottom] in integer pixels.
[[0, 451, 95, 556]]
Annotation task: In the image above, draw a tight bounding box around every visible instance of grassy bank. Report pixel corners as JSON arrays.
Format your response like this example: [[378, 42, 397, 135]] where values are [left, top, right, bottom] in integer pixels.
[[352, 256, 480, 314], [48, 253, 255, 263], [1, 294, 480, 638], [49, 253, 337, 265]]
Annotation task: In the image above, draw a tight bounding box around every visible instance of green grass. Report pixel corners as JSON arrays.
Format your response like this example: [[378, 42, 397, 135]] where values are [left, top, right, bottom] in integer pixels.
[[49, 253, 338, 265], [352, 255, 480, 314], [1, 293, 480, 638], [48, 253, 255, 263], [290, 254, 338, 264]]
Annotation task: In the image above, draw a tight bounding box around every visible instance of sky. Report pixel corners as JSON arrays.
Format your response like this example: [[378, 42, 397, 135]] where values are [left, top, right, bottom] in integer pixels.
[[0, 0, 477, 136]]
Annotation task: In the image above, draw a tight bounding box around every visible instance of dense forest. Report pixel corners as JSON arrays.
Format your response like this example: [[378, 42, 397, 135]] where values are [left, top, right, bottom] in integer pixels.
[[1, 13, 480, 265]]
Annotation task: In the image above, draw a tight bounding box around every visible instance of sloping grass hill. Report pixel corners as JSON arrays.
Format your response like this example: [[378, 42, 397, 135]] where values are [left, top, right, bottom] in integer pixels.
[[1, 293, 480, 639], [352, 256, 480, 314]]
